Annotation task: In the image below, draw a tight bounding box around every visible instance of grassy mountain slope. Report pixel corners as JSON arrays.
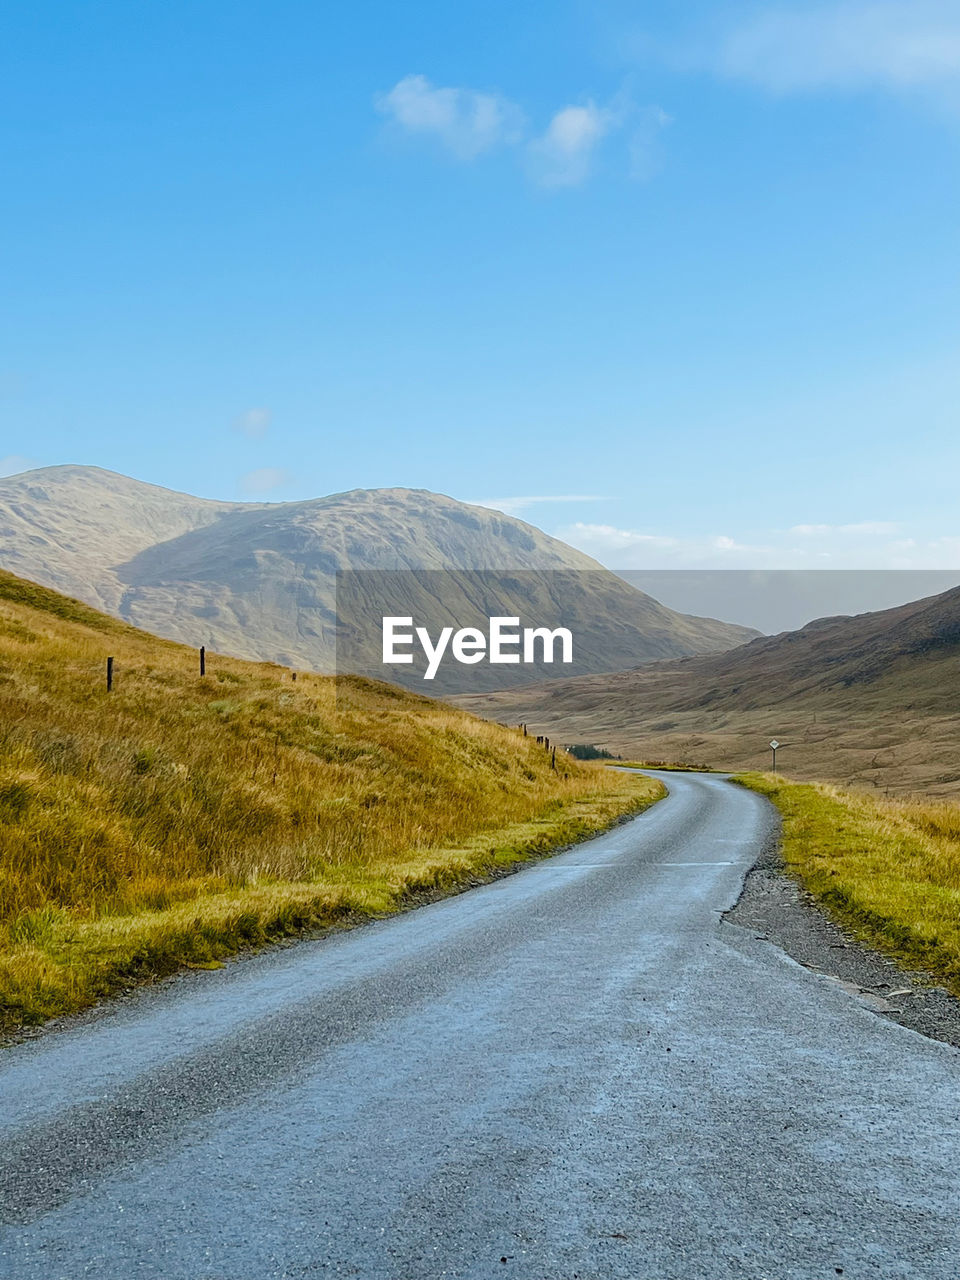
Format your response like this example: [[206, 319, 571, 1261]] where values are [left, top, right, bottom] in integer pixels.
[[0, 569, 660, 1033], [456, 587, 960, 796], [0, 467, 756, 679]]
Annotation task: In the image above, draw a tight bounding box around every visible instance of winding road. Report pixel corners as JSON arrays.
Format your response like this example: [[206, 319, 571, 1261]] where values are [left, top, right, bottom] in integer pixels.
[[2, 771, 959, 1279]]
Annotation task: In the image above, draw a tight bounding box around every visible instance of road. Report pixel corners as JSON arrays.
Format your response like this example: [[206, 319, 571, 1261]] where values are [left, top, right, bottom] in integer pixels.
[[1, 771, 959, 1280]]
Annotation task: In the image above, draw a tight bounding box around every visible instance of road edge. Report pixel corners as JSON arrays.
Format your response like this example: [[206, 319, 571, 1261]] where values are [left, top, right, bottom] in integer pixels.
[[725, 784, 960, 1049]]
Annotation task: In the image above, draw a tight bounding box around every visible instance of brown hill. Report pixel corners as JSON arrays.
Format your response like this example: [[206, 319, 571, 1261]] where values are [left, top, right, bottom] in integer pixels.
[[455, 587, 960, 795], [0, 466, 755, 681]]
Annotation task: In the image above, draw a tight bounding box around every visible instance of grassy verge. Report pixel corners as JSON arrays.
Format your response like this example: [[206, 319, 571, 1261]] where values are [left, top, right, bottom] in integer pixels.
[[736, 772, 960, 992], [0, 568, 663, 1034], [2, 775, 660, 1035]]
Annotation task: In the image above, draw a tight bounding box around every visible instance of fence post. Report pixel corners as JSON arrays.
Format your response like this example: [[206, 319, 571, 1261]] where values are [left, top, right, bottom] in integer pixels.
[[106, 656, 114, 692], [200, 646, 206, 677], [551, 746, 556, 771]]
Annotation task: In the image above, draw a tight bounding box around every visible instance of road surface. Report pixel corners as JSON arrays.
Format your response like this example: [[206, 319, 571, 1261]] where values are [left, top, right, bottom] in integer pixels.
[[1, 771, 959, 1279]]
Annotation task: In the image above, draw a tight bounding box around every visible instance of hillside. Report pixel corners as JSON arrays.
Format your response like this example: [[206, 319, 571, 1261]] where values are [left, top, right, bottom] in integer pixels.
[[0, 466, 755, 683], [456, 586, 960, 796], [0, 568, 661, 1031]]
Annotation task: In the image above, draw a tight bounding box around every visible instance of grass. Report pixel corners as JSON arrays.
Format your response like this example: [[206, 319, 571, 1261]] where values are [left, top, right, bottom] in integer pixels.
[[0, 569, 662, 1034], [736, 772, 960, 992]]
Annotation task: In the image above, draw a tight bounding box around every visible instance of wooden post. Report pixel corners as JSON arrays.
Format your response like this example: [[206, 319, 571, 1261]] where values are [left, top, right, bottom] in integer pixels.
[[106, 656, 114, 692], [199, 646, 206, 677], [292, 672, 297, 682], [523, 723, 527, 736], [551, 746, 556, 771]]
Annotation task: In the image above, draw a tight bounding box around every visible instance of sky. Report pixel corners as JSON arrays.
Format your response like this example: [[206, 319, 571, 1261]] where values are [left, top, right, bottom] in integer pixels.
[[1, 0, 959, 570]]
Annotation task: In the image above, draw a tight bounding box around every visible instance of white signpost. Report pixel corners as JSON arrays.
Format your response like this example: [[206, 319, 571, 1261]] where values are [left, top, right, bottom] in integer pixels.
[[770, 739, 780, 771]]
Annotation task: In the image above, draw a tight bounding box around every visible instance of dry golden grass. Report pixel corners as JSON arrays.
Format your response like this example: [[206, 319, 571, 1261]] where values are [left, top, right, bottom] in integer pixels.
[[737, 772, 960, 990], [0, 570, 661, 1032]]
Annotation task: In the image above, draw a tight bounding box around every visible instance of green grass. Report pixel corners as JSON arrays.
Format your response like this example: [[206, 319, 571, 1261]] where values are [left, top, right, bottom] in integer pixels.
[[0, 568, 662, 1033], [736, 772, 960, 991]]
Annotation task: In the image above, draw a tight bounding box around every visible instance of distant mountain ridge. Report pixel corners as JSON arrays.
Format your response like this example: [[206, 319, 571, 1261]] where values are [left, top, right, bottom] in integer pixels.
[[0, 465, 757, 677], [455, 585, 960, 793]]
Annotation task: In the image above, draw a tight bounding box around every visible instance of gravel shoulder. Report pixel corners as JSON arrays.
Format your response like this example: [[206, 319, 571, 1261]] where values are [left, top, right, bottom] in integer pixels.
[[725, 821, 960, 1049]]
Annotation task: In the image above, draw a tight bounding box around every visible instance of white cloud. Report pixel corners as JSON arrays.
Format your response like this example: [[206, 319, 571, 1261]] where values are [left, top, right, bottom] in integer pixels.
[[707, 1, 960, 96], [376, 76, 668, 186], [556, 523, 766, 560], [790, 521, 901, 536], [526, 101, 616, 187], [555, 518, 960, 570], [0, 454, 38, 477], [375, 75, 524, 160], [470, 495, 607, 517], [897, 536, 960, 567], [233, 407, 272, 439], [557, 522, 680, 553], [557, 520, 795, 566], [526, 92, 670, 187], [239, 467, 290, 495]]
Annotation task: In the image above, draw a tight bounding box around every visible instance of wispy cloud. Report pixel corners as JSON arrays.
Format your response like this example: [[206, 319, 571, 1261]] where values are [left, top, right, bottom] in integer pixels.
[[0, 454, 38, 477], [233, 407, 272, 440], [689, 1, 960, 97], [558, 522, 763, 564], [375, 77, 668, 187], [526, 102, 617, 187], [559, 522, 678, 551], [375, 75, 525, 160], [556, 518, 960, 569], [239, 467, 290, 495], [470, 495, 608, 518], [790, 520, 902, 536]]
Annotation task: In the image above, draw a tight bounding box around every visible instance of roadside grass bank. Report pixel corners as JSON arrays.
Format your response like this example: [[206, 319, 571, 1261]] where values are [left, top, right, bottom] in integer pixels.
[[2, 782, 659, 1037], [736, 772, 960, 992], [0, 569, 661, 1034]]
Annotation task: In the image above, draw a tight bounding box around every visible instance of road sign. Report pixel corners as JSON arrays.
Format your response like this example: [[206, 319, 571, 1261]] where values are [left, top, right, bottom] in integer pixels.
[[769, 740, 780, 750]]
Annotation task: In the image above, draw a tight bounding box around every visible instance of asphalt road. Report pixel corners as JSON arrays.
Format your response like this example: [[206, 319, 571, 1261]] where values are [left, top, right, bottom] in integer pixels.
[[2, 771, 959, 1280]]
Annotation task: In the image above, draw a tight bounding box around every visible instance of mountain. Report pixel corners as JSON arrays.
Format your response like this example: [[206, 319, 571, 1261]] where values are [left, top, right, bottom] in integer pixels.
[[0, 466, 756, 683], [454, 586, 960, 795]]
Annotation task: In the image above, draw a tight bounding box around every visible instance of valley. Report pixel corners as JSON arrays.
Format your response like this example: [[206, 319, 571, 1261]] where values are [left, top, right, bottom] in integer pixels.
[[456, 585, 960, 796]]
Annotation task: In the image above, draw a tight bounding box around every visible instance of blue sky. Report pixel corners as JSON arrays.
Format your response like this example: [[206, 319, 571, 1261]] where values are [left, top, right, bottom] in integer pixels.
[[2, 0, 959, 568]]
